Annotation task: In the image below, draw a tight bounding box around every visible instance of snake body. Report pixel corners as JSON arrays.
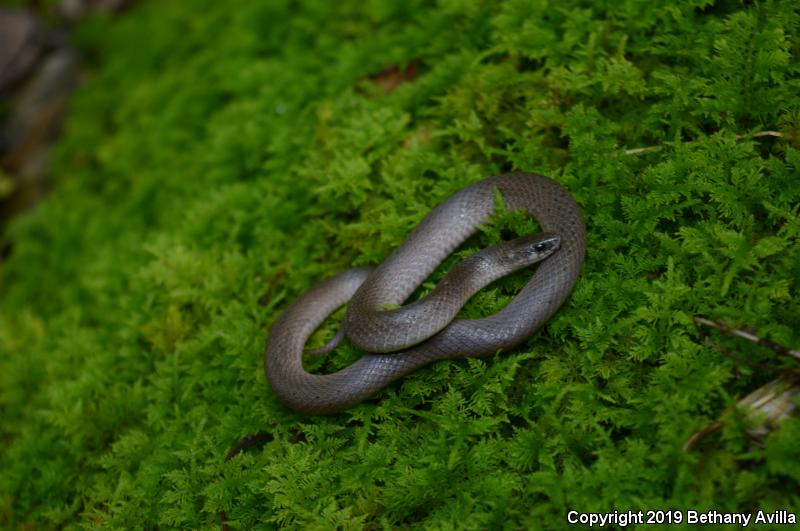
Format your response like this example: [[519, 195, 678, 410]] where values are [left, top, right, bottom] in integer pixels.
[[264, 173, 586, 414]]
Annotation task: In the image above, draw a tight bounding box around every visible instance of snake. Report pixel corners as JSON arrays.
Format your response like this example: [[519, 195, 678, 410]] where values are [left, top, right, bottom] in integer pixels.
[[264, 172, 586, 414]]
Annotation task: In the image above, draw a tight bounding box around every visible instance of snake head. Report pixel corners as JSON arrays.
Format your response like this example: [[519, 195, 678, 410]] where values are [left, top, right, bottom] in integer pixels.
[[505, 233, 561, 267]]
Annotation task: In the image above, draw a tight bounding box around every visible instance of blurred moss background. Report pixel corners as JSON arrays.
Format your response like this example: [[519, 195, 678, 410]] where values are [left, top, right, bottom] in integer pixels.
[[1, 0, 799, 528]]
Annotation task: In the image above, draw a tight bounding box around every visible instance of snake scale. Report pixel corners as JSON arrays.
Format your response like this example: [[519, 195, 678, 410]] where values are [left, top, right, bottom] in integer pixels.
[[264, 172, 586, 414]]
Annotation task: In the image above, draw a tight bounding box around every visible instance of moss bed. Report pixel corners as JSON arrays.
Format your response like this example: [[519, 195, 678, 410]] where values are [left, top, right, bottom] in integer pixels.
[[2, 0, 800, 528]]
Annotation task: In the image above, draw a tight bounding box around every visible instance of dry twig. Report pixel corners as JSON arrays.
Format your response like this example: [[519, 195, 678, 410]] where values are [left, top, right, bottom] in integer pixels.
[[683, 315, 800, 451], [694, 316, 800, 364], [625, 130, 783, 156]]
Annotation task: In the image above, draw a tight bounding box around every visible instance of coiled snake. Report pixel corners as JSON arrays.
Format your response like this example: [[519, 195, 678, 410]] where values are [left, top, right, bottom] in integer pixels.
[[264, 173, 586, 413]]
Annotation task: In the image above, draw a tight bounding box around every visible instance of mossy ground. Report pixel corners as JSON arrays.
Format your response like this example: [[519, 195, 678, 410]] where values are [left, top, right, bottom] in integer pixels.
[[2, 0, 800, 529]]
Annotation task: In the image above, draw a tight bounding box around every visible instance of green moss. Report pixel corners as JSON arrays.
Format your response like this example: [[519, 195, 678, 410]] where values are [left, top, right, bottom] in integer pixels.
[[2, 0, 799, 528]]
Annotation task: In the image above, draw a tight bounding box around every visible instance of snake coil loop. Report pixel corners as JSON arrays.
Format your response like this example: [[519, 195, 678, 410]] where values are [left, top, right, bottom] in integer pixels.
[[264, 173, 586, 414]]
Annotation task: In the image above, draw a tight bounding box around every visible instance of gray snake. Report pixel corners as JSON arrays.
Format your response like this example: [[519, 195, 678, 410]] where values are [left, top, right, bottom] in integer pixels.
[[264, 172, 586, 414]]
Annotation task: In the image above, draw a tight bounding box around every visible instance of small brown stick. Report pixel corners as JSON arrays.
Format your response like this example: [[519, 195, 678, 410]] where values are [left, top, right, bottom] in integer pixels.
[[682, 375, 800, 451], [369, 62, 418, 92], [684, 316, 800, 451], [682, 420, 723, 452], [624, 130, 783, 156], [224, 432, 274, 462], [700, 337, 775, 370], [694, 316, 800, 364], [219, 432, 275, 530], [258, 269, 286, 307]]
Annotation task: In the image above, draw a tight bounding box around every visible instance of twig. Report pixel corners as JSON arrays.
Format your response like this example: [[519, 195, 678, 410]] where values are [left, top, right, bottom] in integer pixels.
[[684, 316, 800, 452], [219, 432, 274, 530], [682, 420, 722, 452], [624, 145, 664, 155], [694, 316, 800, 364], [743, 130, 783, 139], [224, 432, 274, 462], [700, 337, 775, 370], [258, 269, 286, 307], [625, 130, 783, 156]]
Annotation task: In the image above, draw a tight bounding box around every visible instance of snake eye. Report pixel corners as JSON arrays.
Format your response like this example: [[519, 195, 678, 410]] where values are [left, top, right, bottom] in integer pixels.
[[533, 240, 557, 254]]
